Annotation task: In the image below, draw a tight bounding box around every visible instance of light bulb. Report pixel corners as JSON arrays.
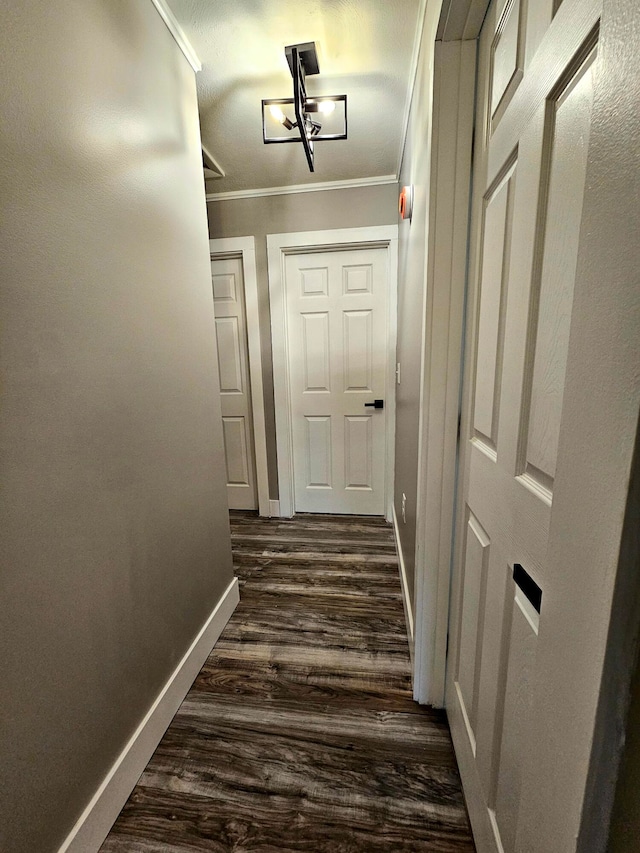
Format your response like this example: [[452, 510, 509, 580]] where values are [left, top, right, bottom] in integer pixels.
[[269, 105, 286, 123], [318, 100, 336, 115]]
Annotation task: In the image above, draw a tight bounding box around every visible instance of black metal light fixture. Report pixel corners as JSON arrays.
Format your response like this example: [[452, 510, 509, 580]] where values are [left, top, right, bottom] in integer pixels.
[[261, 42, 347, 173]]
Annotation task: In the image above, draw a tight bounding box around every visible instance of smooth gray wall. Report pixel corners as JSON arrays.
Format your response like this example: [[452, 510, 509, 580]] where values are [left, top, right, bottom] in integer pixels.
[[394, 13, 438, 611], [0, 2, 234, 851], [208, 184, 398, 498]]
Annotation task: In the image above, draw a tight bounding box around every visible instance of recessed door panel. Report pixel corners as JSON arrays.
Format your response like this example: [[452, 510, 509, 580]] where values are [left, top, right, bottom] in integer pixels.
[[305, 416, 332, 488], [344, 416, 373, 490], [494, 595, 538, 852], [222, 416, 250, 485], [343, 310, 373, 392], [343, 264, 373, 294], [490, 0, 523, 122], [473, 161, 517, 453], [521, 53, 596, 495], [212, 272, 237, 303], [215, 316, 243, 395], [300, 266, 328, 297], [302, 312, 331, 393], [456, 511, 491, 742]]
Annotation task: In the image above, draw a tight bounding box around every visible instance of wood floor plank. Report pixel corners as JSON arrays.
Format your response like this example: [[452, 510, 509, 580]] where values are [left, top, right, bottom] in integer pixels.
[[101, 786, 475, 853], [192, 658, 417, 712], [101, 512, 475, 852]]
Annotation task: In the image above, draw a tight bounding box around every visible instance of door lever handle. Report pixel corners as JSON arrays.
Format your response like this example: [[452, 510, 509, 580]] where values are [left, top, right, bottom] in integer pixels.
[[364, 399, 384, 409]]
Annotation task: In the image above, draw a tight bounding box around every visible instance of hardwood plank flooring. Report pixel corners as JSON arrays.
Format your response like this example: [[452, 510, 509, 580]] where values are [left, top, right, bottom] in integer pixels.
[[101, 512, 475, 852]]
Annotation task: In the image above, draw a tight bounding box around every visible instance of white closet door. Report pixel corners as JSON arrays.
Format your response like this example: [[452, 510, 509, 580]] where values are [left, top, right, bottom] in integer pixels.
[[211, 254, 257, 510], [446, 0, 602, 850], [285, 247, 389, 515]]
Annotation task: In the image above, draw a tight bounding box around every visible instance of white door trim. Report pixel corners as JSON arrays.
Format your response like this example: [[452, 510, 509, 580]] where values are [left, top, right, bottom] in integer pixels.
[[412, 41, 476, 707], [267, 225, 398, 519], [209, 236, 270, 517]]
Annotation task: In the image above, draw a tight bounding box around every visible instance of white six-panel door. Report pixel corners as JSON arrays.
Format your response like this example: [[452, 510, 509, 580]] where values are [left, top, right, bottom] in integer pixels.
[[211, 254, 258, 510], [284, 247, 389, 515], [446, 0, 602, 850]]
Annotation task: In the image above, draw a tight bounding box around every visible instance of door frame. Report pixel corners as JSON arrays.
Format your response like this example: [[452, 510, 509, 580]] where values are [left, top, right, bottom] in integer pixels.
[[267, 225, 398, 519], [430, 0, 640, 850], [209, 236, 270, 517], [412, 38, 477, 707]]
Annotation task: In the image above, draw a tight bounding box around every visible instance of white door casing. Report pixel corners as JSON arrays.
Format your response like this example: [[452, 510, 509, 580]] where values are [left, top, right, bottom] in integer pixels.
[[446, 1, 606, 851], [209, 238, 269, 516], [268, 226, 398, 519], [412, 37, 477, 707]]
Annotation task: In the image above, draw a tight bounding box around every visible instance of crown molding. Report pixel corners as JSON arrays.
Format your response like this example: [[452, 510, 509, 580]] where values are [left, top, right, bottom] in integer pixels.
[[202, 144, 225, 179], [205, 174, 398, 203], [149, 0, 201, 73]]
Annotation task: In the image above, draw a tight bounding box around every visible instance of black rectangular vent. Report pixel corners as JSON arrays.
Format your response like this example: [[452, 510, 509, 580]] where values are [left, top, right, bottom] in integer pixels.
[[513, 563, 542, 614]]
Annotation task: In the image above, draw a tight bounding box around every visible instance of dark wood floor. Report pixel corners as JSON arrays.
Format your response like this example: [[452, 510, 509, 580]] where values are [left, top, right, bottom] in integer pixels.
[[101, 512, 475, 852]]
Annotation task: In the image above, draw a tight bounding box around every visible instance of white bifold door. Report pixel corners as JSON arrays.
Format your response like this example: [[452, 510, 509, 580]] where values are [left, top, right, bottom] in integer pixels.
[[211, 254, 258, 510], [446, 0, 603, 850], [284, 247, 389, 515]]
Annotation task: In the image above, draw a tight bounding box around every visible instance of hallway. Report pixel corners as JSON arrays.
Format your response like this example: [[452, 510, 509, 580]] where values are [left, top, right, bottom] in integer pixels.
[[101, 513, 475, 851]]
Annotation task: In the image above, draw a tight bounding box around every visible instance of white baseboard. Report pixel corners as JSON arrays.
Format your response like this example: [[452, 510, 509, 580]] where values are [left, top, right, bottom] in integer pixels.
[[58, 576, 240, 853], [392, 504, 415, 663], [269, 499, 281, 518]]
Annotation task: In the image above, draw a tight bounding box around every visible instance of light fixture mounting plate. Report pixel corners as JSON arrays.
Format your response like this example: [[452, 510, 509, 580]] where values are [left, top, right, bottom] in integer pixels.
[[285, 42, 320, 76]]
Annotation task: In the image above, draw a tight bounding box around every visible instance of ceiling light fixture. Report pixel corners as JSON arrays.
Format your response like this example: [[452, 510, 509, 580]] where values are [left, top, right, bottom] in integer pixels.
[[261, 42, 347, 173]]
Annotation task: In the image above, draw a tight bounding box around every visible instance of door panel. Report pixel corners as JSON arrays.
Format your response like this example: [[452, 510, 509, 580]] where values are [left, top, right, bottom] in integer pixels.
[[343, 310, 373, 392], [344, 415, 373, 490], [305, 415, 332, 488], [211, 254, 258, 511], [446, 1, 601, 850], [520, 51, 596, 491], [214, 316, 244, 394], [473, 159, 517, 455], [300, 265, 328, 296], [222, 416, 251, 486], [456, 511, 491, 740], [301, 312, 331, 392], [474, 555, 511, 799], [285, 247, 389, 514], [493, 599, 537, 851], [490, 0, 525, 125]]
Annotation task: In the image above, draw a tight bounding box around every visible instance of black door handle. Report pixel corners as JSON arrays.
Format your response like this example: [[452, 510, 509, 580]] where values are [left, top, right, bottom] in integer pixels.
[[364, 399, 384, 409]]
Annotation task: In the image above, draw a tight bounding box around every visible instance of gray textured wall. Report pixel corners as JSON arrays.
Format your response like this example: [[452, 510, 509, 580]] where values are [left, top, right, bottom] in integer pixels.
[[0, 2, 234, 850], [207, 184, 398, 498]]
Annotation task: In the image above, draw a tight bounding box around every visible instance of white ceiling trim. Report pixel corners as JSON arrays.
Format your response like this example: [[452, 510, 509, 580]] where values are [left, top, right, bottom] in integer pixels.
[[149, 0, 202, 72], [202, 144, 226, 179], [206, 175, 398, 203], [396, 0, 430, 176]]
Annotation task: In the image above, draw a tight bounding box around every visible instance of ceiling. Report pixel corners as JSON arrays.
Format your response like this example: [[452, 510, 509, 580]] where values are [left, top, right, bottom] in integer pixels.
[[167, 0, 424, 195]]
